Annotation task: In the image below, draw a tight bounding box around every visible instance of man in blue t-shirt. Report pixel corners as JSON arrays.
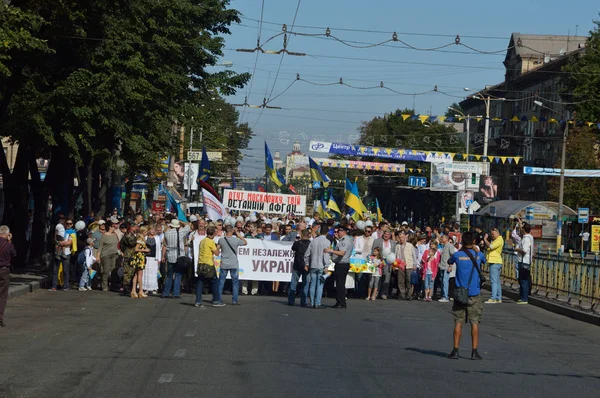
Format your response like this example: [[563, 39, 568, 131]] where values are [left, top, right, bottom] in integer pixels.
[[447, 231, 485, 360]]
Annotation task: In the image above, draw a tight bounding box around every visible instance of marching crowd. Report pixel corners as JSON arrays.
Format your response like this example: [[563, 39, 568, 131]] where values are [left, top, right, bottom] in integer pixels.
[[3, 208, 536, 358]]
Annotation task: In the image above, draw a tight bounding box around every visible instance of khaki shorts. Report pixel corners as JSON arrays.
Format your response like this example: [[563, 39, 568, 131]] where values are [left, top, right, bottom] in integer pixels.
[[452, 294, 483, 324]]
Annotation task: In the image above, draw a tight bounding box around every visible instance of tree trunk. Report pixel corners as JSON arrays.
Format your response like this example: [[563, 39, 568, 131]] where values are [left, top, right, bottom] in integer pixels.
[[98, 166, 110, 218], [124, 177, 134, 214], [83, 157, 93, 217], [6, 144, 32, 268]]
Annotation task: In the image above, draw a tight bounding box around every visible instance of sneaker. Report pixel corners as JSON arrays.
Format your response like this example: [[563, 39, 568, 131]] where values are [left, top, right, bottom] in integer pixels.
[[438, 298, 449, 303], [449, 298, 454, 301], [78, 287, 87, 292], [213, 302, 226, 307], [381, 295, 388, 300], [241, 288, 248, 295], [496, 300, 502, 303], [484, 299, 497, 304], [516, 300, 528, 305], [471, 349, 483, 360], [49, 288, 57, 292], [194, 303, 205, 308], [87, 286, 93, 291]]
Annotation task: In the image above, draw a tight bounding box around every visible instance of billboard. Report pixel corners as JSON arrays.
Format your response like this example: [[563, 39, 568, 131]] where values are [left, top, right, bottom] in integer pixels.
[[478, 175, 498, 204], [430, 161, 487, 191]]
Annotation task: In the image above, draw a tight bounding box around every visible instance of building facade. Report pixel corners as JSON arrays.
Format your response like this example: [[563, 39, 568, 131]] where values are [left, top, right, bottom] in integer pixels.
[[460, 33, 588, 201]]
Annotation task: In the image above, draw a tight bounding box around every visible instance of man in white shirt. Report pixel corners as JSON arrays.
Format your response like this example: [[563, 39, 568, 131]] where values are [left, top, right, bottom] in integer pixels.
[[515, 223, 534, 304], [580, 230, 590, 255]]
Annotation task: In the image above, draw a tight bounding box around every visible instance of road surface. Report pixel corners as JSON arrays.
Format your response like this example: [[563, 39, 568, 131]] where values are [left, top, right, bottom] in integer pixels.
[[1, 290, 599, 397]]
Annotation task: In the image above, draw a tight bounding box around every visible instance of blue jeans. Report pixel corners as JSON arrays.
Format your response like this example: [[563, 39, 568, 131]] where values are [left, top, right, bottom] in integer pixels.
[[518, 263, 530, 302], [196, 274, 220, 305], [288, 269, 308, 306], [442, 270, 450, 299], [424, 273, 434, 290], [308, 269, 324, 307], [79, 265, 90, 288], [162, 262, 182, 298], [219, 268, 239, 304], [490, 263, 502, 301]]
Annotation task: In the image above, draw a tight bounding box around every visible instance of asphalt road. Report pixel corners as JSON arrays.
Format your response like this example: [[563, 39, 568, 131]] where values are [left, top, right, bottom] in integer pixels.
[[1, 290, 600, 398]]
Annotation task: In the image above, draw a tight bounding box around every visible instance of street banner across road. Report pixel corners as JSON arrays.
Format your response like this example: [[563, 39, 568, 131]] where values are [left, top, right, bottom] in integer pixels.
[[309, 140, 453, 163], [223, 189, 306, 215], [217, 239, 295, 282]]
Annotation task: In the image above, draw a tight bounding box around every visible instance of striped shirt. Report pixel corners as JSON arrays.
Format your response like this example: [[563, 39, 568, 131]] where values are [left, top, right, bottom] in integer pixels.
[[163, 226, 191, 263]]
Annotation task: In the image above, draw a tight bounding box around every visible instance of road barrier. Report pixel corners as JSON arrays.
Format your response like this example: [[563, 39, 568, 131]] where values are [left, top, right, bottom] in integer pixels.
[[479, 249, 600, 312]]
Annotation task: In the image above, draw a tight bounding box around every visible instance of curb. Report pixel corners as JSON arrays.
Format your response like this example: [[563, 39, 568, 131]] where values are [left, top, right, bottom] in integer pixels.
[[8, 275, 49, 300], [484, 283, 600, 326]]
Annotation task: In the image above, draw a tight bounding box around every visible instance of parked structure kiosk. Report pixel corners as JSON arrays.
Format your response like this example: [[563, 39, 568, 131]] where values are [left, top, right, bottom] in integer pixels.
[[471, 200, 577, 252]]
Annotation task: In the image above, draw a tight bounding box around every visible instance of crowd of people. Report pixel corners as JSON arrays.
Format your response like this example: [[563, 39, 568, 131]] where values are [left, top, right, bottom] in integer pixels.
[[2, 207, 537, 358]]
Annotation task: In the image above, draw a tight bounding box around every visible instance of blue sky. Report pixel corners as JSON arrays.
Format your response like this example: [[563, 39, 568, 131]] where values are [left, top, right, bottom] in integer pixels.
[[218, 0, 600, 177]]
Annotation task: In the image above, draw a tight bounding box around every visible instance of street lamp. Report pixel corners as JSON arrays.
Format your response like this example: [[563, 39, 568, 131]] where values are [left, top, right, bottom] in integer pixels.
[[448, 106, 483, 157], [534, 100, 569, 253]]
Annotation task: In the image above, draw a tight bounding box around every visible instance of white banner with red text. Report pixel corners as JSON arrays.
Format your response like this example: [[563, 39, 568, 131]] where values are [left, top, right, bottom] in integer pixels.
[[223, 189, 306, 215], [215, 239, 295, 282]]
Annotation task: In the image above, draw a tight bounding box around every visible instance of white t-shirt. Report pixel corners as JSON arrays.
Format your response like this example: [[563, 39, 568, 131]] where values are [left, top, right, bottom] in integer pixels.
[[581, 232, 590, 242], [519, 234, 534, 264]]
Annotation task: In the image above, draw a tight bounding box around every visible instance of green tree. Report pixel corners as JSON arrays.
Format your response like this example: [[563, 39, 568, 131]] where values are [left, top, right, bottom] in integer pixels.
[[445, 102, 465, 118], [562, 18, 600, 121], [0, 0, 250, 267], [548, 127, 600, 211]]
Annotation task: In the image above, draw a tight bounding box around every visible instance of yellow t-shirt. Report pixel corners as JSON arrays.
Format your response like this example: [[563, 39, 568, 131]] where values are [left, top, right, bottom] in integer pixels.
[[199, 238, 216, 266]]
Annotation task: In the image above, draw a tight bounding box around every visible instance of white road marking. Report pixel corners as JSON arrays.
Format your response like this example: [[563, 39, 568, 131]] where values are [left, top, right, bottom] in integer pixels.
[[158, 374, 174, 383], [174, 349, 186, 358], [184, 331, 195, 337]]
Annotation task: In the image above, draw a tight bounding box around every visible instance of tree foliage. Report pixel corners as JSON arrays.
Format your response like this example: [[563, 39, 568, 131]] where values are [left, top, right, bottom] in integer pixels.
[[0, 0, 250, 267], [562, 18, 600, 121], [548, 127, 600, 211]]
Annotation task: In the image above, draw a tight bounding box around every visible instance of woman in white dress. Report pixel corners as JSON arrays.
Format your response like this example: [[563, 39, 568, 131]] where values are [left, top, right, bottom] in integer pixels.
[[143, 226, 160, 294]]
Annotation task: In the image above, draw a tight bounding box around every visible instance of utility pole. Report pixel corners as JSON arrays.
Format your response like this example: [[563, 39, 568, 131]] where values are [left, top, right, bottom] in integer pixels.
[[483, 96, 491, 157], [556, 121, 569, 253]]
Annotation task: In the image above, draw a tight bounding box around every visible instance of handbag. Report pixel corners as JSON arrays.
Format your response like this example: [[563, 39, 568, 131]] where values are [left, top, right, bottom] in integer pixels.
[[174, 228, 192, 271], [197, 262, 216, 279], [453, 249, 485, 305]]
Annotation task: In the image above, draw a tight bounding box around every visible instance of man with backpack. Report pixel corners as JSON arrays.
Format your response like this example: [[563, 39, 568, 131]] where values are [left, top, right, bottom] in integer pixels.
[[447, 231, 486, 360]]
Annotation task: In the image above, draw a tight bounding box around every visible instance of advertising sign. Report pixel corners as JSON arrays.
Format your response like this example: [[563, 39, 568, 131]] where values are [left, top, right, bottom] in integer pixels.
[[223, 189, 306, 215], [523, 167, 600, 178], [478, 175, 498, 204], [188, 151, 223, 161], [430, 161, 487, 191], [592, 225, 600, 253]]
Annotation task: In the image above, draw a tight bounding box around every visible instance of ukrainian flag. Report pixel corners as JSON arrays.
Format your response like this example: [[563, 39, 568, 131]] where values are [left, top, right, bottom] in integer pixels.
[[345, 178, 363, 218], [265, 142, 285, 187], [327, 189, 341, 215], [376, 198, 383, 223], [309, 157, 331, 188]]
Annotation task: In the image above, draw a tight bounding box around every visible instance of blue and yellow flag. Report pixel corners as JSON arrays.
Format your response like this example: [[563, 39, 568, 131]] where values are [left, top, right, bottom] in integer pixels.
[[164, 185, 187, 222], [265, 142, 285, 187], [197, 145, 210, 182], [327, 189, 341, 215], [309, 157, 331, 188], [376, 198, 383, 223], [345, 178, 363, 218]]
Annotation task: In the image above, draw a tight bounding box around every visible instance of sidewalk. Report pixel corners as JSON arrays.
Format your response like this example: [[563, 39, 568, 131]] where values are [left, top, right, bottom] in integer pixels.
[[485, 282, 600, 326], [8, 273, 49, 300]]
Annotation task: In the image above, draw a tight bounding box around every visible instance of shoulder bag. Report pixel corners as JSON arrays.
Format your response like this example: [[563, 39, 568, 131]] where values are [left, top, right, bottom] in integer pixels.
[[174, 228, 193, 271], [222, 237, 238, 257], [453, 249, 485, 305]]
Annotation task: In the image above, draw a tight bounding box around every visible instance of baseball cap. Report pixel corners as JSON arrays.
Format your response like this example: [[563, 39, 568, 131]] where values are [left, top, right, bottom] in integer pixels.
[[189, 215, 198, 222], [402, 221, 408, 226], [98, 220, 106, 225]]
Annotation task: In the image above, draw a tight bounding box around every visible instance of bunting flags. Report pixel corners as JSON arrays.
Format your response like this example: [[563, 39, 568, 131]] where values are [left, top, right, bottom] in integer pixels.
[[308, 156, 331, 187], [265, 142, 286, 187], [394, 113, 600, 127]]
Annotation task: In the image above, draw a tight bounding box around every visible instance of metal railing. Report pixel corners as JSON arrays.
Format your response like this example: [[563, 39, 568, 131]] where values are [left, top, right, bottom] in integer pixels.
[[479, 249, 600, 312]]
